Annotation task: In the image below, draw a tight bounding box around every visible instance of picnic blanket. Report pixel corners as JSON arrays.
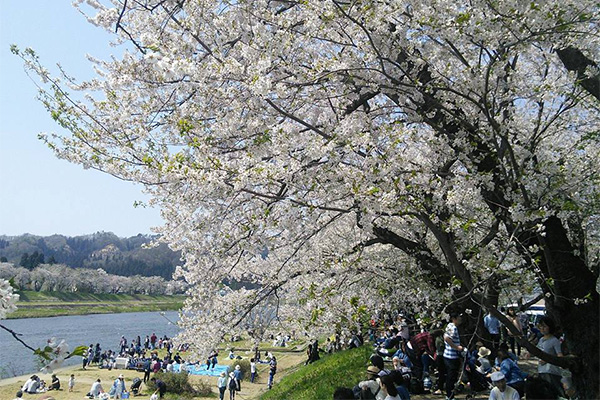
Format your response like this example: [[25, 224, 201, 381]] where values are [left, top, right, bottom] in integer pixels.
[[173, 363, 229, 377]]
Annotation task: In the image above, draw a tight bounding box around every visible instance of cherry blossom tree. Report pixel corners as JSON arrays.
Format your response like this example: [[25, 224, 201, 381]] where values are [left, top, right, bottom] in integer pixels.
[[14, 0, 599, 395]]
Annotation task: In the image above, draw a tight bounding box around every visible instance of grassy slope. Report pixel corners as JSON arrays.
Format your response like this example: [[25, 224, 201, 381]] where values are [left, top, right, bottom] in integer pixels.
[[261, 345, 371, 400], [8, 290, 185, 319]]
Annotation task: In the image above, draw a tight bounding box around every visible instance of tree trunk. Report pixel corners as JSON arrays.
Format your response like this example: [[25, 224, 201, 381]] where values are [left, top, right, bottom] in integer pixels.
[[542, 216, 599, 398]]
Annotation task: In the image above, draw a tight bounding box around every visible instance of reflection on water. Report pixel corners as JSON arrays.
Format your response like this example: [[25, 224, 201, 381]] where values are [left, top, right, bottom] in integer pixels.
[[0, 311, 179, 379]]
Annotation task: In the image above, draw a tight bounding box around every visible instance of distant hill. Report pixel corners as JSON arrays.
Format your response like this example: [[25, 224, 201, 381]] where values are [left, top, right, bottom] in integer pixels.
[[0, 232, 180, 279]]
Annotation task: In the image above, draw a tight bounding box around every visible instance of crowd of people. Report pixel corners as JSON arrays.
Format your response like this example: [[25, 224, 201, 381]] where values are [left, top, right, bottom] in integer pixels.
[[330, 309, 577, 400], [11, 309, 578, 400]]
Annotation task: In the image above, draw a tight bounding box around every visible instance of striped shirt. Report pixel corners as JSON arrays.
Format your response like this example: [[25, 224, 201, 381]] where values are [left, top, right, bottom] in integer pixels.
[[443, 322, 461, 359]]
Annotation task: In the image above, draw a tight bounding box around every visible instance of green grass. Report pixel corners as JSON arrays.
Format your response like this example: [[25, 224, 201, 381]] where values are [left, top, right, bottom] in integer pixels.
[[261, 345, 372, 400], [8, 290, 185, 318]]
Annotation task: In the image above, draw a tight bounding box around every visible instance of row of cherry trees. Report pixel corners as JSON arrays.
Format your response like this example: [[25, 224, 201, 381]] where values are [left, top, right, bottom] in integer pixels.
[[13, 0, 599, 396], [0, 263, 185, 295]]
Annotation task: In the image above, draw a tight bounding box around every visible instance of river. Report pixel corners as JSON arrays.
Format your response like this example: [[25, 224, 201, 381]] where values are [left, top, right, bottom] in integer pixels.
[[0, 311, 180, 379]]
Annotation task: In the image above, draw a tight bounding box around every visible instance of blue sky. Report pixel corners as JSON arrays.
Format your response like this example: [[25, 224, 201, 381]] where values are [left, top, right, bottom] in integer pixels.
[[0, 1, 163, 237]]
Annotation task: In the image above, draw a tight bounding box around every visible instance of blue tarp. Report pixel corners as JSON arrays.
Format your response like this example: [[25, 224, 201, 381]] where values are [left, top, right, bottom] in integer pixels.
[[173, 363, 229, 377]]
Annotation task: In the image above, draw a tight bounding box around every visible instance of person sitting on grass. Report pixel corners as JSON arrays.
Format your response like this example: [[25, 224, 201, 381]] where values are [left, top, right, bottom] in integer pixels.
[[490, 348, 526, 396], [379, 374, 402, 400], [356, 365, 385, 400], [87, 378, 104, 399], [48, 374, 60, 391], [333, 387, 356, 400]]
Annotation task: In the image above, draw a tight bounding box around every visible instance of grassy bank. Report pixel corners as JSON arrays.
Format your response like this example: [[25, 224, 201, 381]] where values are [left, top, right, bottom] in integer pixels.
[[261, 345, 371, 400], [8, 291, 185, 319]]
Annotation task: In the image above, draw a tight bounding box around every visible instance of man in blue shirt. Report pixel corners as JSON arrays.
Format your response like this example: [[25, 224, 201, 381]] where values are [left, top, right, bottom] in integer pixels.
[[484, 311, 501, 355]]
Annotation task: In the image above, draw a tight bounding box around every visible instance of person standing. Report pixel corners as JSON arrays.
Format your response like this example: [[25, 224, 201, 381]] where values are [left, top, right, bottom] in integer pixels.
[[250, 359, 257, 383], [119, 336, 127, 355], [68, 374, 75, 392], [233, 364, 242, 391], [536, 316, 564, 395], [143, 358, 151, 383], [443, 312, 464, 400], [484, 311, 501, 354], [267, 355, 277, 389], [506, 308, 523, 356], [211, 351, 218, 369], [217, 371, 227, 400], [150, 332, 157, 350]]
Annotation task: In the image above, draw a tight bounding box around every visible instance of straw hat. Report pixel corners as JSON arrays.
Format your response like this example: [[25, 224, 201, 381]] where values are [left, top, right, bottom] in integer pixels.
[[477, 347, 491, 357]]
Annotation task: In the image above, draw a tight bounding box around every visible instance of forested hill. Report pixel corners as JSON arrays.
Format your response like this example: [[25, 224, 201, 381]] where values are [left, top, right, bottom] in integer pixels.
[[0, 232, 180, 279]]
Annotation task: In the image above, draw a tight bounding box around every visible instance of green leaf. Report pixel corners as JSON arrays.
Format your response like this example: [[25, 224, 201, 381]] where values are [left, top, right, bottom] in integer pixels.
[[70, 345, 87, 357]]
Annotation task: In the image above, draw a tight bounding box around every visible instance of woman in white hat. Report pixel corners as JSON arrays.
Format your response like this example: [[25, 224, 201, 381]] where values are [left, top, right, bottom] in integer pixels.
[[111, 374, 126, 399], [228, 371, 238, 400], [476, 346, 493, 374]]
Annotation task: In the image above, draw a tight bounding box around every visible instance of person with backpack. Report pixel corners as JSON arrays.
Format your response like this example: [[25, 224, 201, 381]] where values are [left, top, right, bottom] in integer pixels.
[[228, 372, 238, 400]]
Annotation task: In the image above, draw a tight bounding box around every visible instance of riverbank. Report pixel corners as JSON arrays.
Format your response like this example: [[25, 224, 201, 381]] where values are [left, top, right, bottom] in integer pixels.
[[0, 347, 306, 400], [7, 291, 185, 319]]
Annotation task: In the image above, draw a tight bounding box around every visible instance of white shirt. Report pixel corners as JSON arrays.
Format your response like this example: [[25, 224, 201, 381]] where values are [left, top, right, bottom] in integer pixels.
[[489, 385, 520, 400], [358, 380, 385, 400], [91, 381, 103, 396], [21, 378, 33, 392]]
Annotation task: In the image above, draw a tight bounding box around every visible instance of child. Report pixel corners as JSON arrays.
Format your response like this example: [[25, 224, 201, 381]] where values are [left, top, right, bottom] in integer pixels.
[[68, 374, 75, 392]]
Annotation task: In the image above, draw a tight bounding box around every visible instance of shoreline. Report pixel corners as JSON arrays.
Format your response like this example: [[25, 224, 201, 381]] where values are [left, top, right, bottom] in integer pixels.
[[7, 292, 185, 319], [7, 303, 183, 320]]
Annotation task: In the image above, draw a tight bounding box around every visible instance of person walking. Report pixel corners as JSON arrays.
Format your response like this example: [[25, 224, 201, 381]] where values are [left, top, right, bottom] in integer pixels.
[[217, 371, 227, 400], [228, 372, 238, 400], [233, 365, 242, 391], [443, 312, 464, 400], [267, 355, 277, 389]]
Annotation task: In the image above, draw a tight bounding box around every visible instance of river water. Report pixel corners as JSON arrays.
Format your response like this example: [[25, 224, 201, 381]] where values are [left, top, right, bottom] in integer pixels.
[[0, 311, 180, 379]]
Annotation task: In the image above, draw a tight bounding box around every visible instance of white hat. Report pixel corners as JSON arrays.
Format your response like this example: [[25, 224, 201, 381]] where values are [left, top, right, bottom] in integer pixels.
[[118, 374, 124, 379], [235, 365, 240, 370], [490, 371, 505, 382]]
